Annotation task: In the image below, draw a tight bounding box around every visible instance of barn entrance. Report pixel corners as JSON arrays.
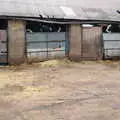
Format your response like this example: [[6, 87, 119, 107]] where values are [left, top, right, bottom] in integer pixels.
[[82, 27, 102, 60], [26, 21, 68, 61], [102, 24, 120, 59], [0, 20, 8, 64], [69, 25, 103, 61]]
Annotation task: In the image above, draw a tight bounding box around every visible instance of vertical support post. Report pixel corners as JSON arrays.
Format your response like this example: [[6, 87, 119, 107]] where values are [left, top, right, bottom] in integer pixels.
[[65, 25, 69, 56], [8, 20, 25, 65], [47, 33, 48, 60], [69, 24, 82, 61]]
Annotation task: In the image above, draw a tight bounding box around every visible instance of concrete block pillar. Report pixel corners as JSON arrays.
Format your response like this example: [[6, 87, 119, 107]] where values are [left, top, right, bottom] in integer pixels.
[[69, 24, 82, 61], [8, 20, 25, 65]]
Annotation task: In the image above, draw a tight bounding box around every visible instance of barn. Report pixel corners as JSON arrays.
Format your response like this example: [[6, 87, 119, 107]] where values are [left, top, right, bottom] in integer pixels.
[[0, 0, 120, 64]]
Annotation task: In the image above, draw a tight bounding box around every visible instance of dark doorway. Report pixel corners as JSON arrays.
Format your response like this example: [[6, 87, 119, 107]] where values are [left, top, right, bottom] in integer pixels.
[[0, 19, 8, 64], [26, 21, 68, 61]]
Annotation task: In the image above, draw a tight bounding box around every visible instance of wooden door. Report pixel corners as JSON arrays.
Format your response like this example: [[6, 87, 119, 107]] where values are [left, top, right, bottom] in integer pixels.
[[82, 27, 102, 60]]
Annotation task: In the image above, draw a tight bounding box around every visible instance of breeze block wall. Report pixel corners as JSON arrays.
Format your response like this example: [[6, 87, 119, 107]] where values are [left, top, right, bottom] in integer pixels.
[[69, 24, 82, 61], [8, 20, 25, 65]]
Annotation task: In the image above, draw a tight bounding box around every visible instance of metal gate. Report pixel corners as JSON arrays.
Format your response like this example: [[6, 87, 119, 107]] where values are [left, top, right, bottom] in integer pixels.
[[103, 33, 120, 58], [26, 32, 67, 61], [82, 27, 102, 60], [0, 30, 7, 64]]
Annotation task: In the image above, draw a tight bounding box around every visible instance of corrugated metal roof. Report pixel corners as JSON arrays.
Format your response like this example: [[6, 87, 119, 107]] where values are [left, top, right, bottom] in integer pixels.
[[0, 0, 120, 22]]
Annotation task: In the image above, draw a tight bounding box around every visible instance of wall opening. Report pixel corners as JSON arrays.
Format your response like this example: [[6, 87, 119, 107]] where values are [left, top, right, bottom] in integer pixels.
[[26, 21, 68, 61], [0, 19, 8, 64], [26, 21, 66, 32], [0, 19, 7, 30], [102, 24, 120, 33], [101, 24, 120, 59]]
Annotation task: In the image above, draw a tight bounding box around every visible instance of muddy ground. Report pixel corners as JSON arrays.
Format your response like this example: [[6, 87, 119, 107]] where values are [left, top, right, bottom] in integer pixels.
[[0, 60, 120, 120]]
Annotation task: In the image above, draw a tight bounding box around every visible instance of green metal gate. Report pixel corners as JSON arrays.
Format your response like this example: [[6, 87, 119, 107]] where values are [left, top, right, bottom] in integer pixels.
[[26, 32, 67, 61], [103, 33, 120, 59]]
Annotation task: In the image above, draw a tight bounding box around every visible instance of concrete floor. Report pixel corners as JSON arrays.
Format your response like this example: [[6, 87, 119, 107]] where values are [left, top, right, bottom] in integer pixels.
[[0, 60, 120, 120]]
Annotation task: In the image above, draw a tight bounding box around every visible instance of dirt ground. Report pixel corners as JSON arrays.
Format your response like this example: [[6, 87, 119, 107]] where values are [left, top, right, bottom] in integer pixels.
[[0, 60, 120, 120]]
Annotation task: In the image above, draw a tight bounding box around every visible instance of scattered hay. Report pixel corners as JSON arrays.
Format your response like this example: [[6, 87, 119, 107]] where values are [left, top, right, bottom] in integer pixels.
[[5, 85, 50, 100], [0, 83, 50, 100], [38, 59, 72, 67], [0, 84, 25, 96], [23, 85, 49, 95]]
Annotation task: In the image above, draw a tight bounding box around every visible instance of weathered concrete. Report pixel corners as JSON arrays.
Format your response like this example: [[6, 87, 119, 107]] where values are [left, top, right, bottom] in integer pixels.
[[8, 20, 25, 65], [69, 24, 82, 61]]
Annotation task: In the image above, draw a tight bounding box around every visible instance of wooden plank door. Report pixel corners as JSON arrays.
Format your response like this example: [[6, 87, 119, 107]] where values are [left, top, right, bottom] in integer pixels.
[[82, 27, 102, 60]]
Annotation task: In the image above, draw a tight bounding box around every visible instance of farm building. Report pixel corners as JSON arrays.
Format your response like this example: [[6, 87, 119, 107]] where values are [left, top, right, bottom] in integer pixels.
[[0, 0, 120, 64]]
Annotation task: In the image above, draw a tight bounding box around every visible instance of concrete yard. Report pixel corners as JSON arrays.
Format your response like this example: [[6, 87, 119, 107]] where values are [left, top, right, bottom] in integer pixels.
[[0, 60, 120, 120]]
